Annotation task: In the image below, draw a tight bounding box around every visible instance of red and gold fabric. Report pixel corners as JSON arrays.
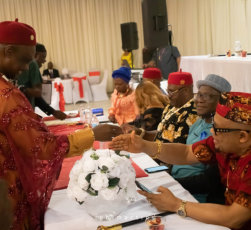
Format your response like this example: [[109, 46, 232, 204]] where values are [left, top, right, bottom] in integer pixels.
[[0, 75, 94, 230], [216, 92, 251, 125], [192, 136, 251, 230]]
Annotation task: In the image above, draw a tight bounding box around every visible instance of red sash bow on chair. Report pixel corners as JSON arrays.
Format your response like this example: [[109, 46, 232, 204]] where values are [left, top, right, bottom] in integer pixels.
[[72, 76, 87, 98], [89, 71, 100, 77], [54, 82, 65, 111]]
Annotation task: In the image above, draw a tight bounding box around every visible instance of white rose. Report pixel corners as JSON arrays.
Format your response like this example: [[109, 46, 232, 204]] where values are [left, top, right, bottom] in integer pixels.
[[71, 160, 82, 176], [69, 171, 78, 183], [66, 186, 75, 200], [82, 158, 97, 172], [98, 156, 116, 170], [90, 172, 109, 191], [77, 173, 89, 190], [108, 166, 121, 178], [100, 186, 120, 200], [96, 149, 110, 157], [81, 149, 93, 160], [72, 185, 88, 203], [111, 153, 122, 163]]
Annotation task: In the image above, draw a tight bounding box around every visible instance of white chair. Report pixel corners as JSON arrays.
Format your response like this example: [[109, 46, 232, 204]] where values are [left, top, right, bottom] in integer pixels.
[[88, 69, 100, 85], [50, 78, 61, 110], [90, 70, 109, 101], [72, 72, 93, 104]]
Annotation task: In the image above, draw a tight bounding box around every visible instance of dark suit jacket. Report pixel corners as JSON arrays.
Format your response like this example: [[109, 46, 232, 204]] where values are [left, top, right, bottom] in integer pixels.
[[42, 68, 60, 78]]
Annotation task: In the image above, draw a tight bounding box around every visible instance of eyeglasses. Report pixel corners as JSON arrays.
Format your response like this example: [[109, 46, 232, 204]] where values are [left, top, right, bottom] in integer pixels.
[[167, 87, 185, 96], [195, 93, 220, 101], [212, 123, 250, 135]]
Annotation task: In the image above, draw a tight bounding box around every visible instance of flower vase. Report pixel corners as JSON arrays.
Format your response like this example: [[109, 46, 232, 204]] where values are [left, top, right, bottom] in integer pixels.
[[83, 190, 128, 221]]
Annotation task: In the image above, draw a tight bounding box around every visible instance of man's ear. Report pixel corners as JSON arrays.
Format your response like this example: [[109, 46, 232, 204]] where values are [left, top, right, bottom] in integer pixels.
[[4, 45, 16, 58], [239, 131, 250, 144]]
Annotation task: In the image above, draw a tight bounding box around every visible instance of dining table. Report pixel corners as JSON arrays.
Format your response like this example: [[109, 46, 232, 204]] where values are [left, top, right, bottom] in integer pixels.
[[44, 152, 230, 230], [180, 55, 251, 93]]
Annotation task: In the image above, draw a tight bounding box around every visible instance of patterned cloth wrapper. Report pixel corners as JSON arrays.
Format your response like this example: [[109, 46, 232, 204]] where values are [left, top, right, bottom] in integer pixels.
[[216, 92, 251, 125]]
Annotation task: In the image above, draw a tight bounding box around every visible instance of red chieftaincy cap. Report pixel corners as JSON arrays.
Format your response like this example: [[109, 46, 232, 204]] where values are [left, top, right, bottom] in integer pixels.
[[143, 68, 162, 79], [0, 18, 36, 46], [216, 92, 251, 125], [168, 69, 193, 85]]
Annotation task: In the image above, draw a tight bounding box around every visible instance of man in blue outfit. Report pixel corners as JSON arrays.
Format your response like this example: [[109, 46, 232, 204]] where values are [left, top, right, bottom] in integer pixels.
[[174, 74, 231, 202]]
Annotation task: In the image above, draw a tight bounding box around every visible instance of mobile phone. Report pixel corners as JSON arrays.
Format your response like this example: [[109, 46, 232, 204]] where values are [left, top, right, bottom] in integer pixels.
[[144, 165, 169, 173], [135, 180, 152, 193]]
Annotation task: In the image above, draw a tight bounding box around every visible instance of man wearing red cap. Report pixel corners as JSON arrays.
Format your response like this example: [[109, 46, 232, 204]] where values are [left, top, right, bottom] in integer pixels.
[[142, 67, 162, 88], [154, 70, 198, 144], [122, 70, 198, 146], [110, 92, 251, 230], [0, 20, 119, 230]]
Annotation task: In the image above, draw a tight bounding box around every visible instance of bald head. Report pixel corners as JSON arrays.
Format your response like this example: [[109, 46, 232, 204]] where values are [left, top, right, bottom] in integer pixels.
[[0, 43, 35, 78]]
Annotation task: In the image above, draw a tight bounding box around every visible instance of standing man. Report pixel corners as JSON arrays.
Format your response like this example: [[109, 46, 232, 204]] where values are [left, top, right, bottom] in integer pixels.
[[142, 67, 166, 94], [143, 32, 181, 79], [0, 19, 121, 230], [18, 43, 66, 119]]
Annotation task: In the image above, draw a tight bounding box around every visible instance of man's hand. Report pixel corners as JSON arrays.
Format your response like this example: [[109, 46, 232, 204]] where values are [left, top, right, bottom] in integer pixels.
[[92, 124, 123, 142], [138, 186, 181, 212], [109, 131, 144, 153], [53, 110, 67, 120], [121, 123, 141, 135], [108, 114, 117, 123]]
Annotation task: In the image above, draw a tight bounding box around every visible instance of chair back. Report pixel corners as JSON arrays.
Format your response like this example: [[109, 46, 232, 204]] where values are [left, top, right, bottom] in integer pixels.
[[88, 69, 100, 85]]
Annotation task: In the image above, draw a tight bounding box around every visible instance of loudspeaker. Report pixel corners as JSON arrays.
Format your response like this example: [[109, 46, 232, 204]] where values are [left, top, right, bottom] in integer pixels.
[[142, 0, 169, 48], [120, 22, 139, 51]]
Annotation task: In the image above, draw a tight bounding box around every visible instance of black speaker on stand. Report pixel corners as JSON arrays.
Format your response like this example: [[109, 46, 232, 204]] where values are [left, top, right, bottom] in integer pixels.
[[142, 0, 169, 49], [120, 22, 139, 69]]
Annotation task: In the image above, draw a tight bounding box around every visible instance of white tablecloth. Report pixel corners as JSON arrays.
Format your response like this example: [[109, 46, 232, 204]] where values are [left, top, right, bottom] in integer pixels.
[[180, 55, 251, 93], [45, 153, 229, 230]]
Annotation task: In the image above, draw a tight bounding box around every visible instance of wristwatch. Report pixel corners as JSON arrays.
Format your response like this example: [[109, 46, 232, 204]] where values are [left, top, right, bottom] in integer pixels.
[[177, 200, 187, 217]]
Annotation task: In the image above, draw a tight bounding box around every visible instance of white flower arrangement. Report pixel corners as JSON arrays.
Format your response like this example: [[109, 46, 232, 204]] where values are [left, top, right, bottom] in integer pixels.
[[67, 149, 136, 204]]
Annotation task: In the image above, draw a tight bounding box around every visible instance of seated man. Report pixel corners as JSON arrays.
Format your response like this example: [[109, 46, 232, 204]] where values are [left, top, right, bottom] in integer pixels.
[[123, 70, 198, 145], [142, 67, 166, 94], [173, 74, 231, 203], [110, 92, 251, 230], [42, 61, 60, 79]]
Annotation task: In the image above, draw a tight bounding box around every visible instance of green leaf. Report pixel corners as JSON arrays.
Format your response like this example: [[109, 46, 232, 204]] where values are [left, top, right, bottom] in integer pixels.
[[108, 177, 120, 188], [115, 150, 120, 155], [87, 186, 98, 196], [90, 152, 99, 160], [85, 173, 94, 183], [75, 198, 84, 205], [100, 165, 109, 173]]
